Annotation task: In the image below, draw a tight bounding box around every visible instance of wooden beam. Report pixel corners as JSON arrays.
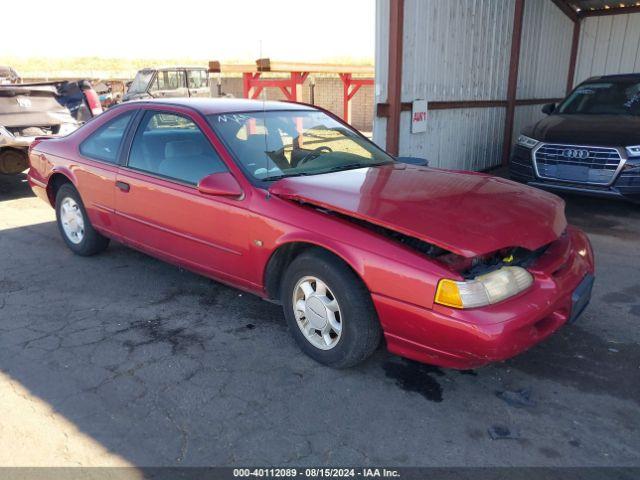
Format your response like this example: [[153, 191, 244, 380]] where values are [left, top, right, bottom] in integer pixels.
[[566, 20, 581, 94], [501, 0, 525, 168], [580, 5, 640, 17], [551, 0, 579, 22], [386, 0, 404, 157], [208, 61, 257, 73], [256, 58, 374, 75]]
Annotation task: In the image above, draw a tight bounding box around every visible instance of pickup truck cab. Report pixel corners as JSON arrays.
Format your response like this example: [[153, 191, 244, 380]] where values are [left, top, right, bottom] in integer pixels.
[[122, 67, 210, 102]]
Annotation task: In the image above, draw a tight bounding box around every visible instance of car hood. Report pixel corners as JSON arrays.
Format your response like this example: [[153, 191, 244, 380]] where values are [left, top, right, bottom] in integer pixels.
[[524, 114, 640, 146], [268, 164, 567, 258]]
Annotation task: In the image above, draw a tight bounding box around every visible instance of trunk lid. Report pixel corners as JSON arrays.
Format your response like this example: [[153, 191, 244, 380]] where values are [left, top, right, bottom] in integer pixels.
[[0, 85, 76, 128]]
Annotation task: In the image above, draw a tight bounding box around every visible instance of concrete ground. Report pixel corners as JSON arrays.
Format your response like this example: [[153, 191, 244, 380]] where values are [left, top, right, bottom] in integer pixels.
[[0, 172, 638, 467]]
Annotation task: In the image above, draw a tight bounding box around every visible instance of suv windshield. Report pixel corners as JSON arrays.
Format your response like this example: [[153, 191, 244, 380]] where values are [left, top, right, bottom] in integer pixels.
[[127, 70, 154, 95], [557, 79, 640, 115], [208, 110, 394, 181]]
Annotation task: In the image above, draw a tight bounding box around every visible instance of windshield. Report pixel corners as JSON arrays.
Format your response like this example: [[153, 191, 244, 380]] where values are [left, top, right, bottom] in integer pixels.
[[127, 71, 154, 95], [208, 110, 394, 182], [557, 80, 640, 115]]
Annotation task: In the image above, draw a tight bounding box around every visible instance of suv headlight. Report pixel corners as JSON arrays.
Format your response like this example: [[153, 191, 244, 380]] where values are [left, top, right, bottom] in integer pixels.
[[625, 145, 640, 157], [434, 266, 534, 309], [517, 135, 539, 149]]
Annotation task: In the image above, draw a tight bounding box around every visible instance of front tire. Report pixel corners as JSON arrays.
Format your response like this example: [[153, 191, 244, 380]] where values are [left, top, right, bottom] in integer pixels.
[[55, 183, 109, 256], [281, 249, 381, 368]]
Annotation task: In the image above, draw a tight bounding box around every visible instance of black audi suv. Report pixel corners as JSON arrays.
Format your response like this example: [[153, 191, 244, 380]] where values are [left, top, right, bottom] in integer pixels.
[[510, 73, 640, 202]]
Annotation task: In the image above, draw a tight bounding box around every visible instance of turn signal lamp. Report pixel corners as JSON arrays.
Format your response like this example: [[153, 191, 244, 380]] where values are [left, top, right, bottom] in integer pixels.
[[435, 266, 533, 309]]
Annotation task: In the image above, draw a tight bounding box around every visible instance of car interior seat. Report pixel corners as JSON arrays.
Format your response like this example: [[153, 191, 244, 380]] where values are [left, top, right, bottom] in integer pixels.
[[159, 140, 223, 184]]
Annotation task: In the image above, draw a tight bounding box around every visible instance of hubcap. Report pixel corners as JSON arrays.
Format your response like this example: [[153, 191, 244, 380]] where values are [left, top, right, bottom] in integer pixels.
[[60, 197, 85, 244], [292, 276, 342, 350]]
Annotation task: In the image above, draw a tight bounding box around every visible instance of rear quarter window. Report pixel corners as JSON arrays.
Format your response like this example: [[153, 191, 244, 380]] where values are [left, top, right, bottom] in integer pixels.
[[79, 111, 134, 163]]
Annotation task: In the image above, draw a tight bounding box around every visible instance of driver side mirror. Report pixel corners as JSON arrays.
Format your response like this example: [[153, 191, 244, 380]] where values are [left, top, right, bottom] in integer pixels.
[[541, 103, 556, 115], [396, 156, 429, 167], [198, 172, 244, 199]]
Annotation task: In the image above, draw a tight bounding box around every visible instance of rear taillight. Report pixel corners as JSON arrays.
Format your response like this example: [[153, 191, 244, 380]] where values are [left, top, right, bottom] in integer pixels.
[[83, 88, 103, 116], [28, 137, 47, 154]]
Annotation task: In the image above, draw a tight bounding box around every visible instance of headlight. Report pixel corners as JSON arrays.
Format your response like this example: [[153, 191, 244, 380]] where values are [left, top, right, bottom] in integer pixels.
[[434, 266, 533, 309], [58, 123, 78, 136], [625, 145, 640, 157], [517, 135, 539, 149]]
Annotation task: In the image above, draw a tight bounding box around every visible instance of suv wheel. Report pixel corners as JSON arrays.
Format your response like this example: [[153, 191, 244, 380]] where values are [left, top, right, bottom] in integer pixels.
[[281, 249, 381, 368]]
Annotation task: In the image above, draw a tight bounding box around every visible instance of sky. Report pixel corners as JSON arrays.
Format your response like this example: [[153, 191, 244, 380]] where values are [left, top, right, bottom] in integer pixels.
[[3, 0, 375, 61]]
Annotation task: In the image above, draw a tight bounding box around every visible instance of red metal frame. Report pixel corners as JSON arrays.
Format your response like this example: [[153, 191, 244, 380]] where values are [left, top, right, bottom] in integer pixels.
[[338, 74, 374, 125], [242, 72, 309, 101], [241, 70, 373, 125]]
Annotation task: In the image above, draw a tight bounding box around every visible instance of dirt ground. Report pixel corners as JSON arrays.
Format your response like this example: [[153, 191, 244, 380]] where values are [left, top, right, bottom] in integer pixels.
[[0, 172, 638, 468]]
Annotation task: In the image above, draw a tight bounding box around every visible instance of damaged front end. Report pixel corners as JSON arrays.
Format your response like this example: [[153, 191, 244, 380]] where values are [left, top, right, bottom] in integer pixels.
[[311, 203, 555, 310]]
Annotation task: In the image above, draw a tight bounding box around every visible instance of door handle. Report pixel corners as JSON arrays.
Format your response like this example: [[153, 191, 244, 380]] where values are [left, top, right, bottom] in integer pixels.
[[116, 181, 130, 192]]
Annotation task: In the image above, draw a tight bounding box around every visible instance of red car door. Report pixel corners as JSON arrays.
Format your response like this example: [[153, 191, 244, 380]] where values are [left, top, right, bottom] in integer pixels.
[[114, 108, 255, 289], [75, 110, 137, 238]]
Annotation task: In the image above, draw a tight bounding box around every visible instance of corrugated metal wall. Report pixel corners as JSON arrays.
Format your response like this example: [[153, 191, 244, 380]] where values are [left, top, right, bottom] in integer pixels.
[[401, 0, 514, 103], [517, 0, 573, 99], [513, 0, 573, 145], [374, 0, 390, 150], [574, 13, 640, 85], [400, 107, 506, 171], [374, 0, 575, 171], [396, 0, 514, 170], [373, 0, 573, 170]]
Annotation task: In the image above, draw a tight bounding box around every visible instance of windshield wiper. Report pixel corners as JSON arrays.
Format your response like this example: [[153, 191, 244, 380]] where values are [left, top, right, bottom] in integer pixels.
[[261, 162, 388, 182], [321, 162, 389, 174], [260, 172, 314, 182]]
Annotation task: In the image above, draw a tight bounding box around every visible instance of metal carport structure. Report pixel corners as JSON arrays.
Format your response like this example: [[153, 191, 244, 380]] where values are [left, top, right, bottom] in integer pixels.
[[375, 0, 640, 170]]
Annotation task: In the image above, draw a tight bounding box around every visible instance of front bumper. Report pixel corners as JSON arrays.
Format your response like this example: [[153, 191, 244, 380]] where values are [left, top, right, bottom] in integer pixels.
[[509, 144, 640, 202], [373, 226, 595, 369]]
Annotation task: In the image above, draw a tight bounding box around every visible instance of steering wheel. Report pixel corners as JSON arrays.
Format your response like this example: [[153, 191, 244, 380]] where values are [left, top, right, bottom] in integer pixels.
[[297, 146, 333, 166]]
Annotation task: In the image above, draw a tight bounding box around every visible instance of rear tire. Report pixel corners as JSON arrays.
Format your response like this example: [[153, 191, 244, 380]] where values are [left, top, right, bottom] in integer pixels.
[[281, 249, 381, 368], [0, 149, 29, 175], [55, 183, 109, 256]]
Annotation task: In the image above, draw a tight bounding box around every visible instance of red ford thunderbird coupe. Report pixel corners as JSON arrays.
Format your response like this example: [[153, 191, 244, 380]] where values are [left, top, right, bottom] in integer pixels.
[[27, 98, 595, 369]]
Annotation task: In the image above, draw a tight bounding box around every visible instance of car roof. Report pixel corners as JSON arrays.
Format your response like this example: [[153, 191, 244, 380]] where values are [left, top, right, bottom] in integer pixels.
[[585, 73, 640, 83], [128, 97, 317, 115]]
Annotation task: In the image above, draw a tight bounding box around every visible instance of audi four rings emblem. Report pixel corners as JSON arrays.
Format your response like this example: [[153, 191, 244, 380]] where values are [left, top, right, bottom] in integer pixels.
[[562, 148, 590, 159]]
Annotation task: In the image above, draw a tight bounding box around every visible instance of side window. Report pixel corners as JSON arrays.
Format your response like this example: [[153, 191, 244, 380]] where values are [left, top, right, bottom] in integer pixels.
[[127, 111, 227, 185], [79, 111, 134, 163], [188, 70, 207, 88], [166, 70, 184, 90], [177, 70, 187, 89], [148, 73, 160, 93], [151, 71, 170, 91]]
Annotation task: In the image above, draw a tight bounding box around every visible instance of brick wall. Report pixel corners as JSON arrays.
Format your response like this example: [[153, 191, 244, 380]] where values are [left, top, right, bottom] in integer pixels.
[[213, 75, 374, 132]]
